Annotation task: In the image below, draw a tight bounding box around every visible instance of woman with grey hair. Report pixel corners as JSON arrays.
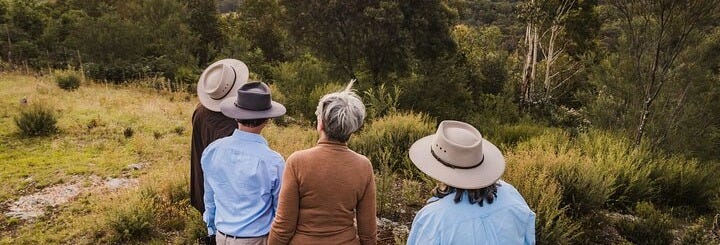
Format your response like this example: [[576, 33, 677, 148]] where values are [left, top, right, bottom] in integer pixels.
[[269, 80, 377, 245]]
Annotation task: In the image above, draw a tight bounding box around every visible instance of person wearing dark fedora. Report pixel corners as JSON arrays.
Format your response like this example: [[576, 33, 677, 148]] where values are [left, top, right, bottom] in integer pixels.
[[406, 121, 535, 245], [191, 58, 249, 217], [201, 81, 287, 245]]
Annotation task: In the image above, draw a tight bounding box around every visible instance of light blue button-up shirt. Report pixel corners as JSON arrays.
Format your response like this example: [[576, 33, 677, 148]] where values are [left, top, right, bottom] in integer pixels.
[[201, 129, 285, 237], [407, 180, 536, 245]]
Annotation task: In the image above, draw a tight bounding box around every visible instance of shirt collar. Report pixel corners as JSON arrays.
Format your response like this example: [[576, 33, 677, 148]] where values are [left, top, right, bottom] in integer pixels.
[[231, 129, 268, 145]]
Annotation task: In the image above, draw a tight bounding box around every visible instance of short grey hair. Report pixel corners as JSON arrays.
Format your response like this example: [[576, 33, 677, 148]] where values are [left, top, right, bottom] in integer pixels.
[[315, 79, 366, 142]]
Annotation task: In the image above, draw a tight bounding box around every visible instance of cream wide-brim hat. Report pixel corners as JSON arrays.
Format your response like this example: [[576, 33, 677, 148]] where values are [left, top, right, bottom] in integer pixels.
[[409, 120, 505, 189], [197, 59, 250, 112]]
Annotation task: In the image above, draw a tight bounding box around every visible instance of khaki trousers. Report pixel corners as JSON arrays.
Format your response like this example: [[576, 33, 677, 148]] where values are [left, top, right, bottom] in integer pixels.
[[216, 232, 268, 245]]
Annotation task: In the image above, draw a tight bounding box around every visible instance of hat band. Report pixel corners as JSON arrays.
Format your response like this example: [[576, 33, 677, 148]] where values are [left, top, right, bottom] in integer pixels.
[[211, 67, 237, 100], [431, 149, 484, 169]]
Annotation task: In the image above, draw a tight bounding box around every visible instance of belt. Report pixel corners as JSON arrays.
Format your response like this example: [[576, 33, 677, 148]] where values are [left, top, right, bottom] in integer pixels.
[[217, 230, 268, 239]]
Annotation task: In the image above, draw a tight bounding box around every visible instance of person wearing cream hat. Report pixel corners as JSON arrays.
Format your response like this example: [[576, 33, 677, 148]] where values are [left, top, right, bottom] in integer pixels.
[[406, 120, 536, 245], [191, 59, 249, 244]]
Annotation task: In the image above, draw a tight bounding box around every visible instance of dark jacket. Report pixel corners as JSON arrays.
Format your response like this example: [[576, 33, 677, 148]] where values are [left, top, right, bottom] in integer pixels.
[[191, 103, 237, 213]]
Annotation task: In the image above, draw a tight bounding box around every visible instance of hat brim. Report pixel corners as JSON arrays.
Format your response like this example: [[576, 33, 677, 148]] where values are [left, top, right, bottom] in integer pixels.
[[197, 59, 250, 112], [409, 135, 505, 189], [219, 99, 287, 120]]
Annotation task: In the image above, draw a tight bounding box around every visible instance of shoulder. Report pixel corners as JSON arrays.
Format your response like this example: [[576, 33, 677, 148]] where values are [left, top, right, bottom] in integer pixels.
[[495, 181, 534, 213]]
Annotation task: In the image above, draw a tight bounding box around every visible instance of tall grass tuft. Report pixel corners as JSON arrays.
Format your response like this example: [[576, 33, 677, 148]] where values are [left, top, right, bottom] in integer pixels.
[[54, 69, 82, 91], [505, 148, 582, 244], [351, 112, 434, 177], [107, 189, 157, 243], [14, 104, 58, 137]]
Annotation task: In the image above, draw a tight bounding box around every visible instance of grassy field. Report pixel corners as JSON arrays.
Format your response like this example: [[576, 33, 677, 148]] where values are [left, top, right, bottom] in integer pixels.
[[0, 73, 320, 243]]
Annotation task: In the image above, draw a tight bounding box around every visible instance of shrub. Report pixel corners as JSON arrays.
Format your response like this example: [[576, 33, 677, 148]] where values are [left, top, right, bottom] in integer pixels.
[[513, 132, 616, 216], [123, 127, 134, 138], [577, 131, 656, 210], [616, 202, 673, 245], [107, 189, 157, 243], [504, 149, 582, 244], [272, 54, 334, 120], [478, 121, 556, 146], [54, 70, 82, 91], [363, 84, 401, 120], [651, 156, 720, 213], [351, 112, 434, 177], [14, 104, 58, 137], [173, 126, 184, 135]]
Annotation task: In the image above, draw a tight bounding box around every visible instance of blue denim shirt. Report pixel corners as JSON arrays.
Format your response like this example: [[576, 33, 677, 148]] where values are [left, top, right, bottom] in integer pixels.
[[202, 129, 285, 237], [407, 181, 536, 245]]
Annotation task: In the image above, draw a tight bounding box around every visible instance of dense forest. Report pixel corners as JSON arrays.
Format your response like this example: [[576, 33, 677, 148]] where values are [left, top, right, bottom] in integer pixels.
[[1, 0, 720, 243], [2, 0, 718, 160]]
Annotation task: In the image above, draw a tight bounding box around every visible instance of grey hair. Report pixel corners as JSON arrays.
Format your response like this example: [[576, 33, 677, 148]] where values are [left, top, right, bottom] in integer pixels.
[[315, 79, 366, 142]]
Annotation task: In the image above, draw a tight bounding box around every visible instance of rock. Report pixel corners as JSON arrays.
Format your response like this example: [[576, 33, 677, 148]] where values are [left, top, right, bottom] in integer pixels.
[[125, 163, 146, 171], [105, 178, 138, 190], [6, 183, 81, 220], [392, 225, 410, 238]]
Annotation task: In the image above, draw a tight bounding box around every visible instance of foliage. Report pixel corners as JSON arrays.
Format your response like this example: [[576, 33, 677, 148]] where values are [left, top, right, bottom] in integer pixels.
[[281, 0, 456, 82], [363, 83, 401, 120], [14, 104, 58, 137], [616, 202, 674, 245], [504, 149, 582, 244], [54, 69, 81, 90], [351, 112, 434, 177], [650, 156, 720, 213], [107, 189, 157, 243], [271, 54, 335, 120]]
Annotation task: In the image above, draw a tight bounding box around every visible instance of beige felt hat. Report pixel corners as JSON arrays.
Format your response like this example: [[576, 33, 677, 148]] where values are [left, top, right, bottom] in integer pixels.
[[409, 120, 505, 189], [197, 59, 250, 112]]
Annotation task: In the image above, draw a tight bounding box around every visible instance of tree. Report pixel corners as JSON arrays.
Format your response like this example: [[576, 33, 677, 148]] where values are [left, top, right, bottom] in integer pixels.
[[184, 0, 222, 66], [607, 0, 720, 147], [518, 0, 596, 110], [281, 0, 456, 84]]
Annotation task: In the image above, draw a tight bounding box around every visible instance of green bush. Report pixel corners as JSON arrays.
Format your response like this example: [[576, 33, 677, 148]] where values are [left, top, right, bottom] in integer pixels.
[[617, 202, 674, 245], [651, 156, 720, 212], [350, 112, 434, 177], [577, 131, 656, 210], [272, 54, 335, 120], [54, 70, 82, 91], [14, 104, 58, 137], [107, 189, 157, 243], [512, 132, 615, 216], [504, 150, 582, 244], [478, 121, 556, 146], [363, 83, 401, 120]]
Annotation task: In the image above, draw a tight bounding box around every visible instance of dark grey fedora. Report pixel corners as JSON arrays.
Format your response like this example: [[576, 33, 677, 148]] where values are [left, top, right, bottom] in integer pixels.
[[219, 82, 286, 120]]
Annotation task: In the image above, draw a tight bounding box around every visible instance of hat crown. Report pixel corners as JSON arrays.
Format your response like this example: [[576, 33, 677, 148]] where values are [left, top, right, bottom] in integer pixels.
[[431, 121, 485, 168], [203, 63, 236, 100], [234, 82, 272, 111]]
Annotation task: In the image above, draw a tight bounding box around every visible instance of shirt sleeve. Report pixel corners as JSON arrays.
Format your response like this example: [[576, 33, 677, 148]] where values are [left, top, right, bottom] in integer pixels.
[[272, 156, 286, 215], [524, 212, 536, 245], [268, 155, 300, 245], [201, 147, 217, 236], [356, 164, 377, 245]]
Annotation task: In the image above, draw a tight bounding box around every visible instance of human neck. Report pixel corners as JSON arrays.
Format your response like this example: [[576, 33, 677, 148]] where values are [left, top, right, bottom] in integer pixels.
[[238, 124, 264, 134]]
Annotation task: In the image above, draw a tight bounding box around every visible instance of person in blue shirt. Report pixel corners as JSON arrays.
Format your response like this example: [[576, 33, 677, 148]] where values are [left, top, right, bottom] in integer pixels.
[[202, 82, 287, 245], [407, 120, 536, 245]]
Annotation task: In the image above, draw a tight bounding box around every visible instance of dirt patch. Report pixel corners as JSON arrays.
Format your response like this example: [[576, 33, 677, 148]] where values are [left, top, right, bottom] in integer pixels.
[[5, 175, 139, 221]]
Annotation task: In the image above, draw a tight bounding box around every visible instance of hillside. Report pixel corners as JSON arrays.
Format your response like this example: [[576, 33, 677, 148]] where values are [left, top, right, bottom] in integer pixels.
[[1, 73, 719, 244]]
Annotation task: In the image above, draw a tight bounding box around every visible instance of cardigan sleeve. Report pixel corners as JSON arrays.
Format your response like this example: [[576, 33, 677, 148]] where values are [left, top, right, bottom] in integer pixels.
[[268, 154, 300, 245], [356, 162, 378, 245]]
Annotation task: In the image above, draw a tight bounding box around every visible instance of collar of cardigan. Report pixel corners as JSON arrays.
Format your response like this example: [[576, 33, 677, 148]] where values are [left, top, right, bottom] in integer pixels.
[[317, 140, 347, 147]]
